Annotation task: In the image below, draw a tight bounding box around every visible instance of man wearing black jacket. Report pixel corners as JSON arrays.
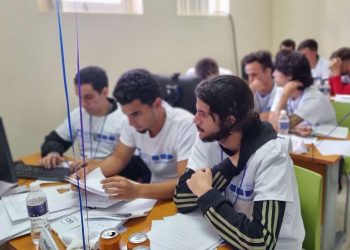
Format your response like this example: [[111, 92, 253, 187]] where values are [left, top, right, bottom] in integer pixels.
[[174, 75, 304, 250]]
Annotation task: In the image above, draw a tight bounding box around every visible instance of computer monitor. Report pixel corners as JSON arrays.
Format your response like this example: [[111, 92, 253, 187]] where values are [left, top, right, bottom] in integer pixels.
[[0, 117, 18, 183], [154, 73, 201, 114]]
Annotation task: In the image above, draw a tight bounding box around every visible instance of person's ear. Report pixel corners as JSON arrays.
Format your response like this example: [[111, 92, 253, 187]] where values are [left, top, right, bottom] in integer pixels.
[[153, 97, 162, 108], [101, 87, 109, 97], [226, 115, 236, 126]]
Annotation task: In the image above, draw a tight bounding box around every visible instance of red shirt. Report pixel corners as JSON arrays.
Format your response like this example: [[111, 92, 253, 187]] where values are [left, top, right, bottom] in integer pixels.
[[329, 75, 350, 95]]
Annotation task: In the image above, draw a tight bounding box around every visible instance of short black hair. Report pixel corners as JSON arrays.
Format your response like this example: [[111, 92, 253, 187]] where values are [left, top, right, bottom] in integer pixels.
[[195, 58, 219, 80], [330, 47, 350, 61], [113, 69, 161, 105], [280, 39, 296, 50], [74, 66, 108, 93], [195, 75, 258, 133], [242, 50, 273, 71], [297, 39, 318, 51], [274, 50, 313, 90]]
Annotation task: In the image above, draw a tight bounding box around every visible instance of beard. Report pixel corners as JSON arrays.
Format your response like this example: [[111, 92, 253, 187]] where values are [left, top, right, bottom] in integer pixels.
[[198, 122, 233, 143]]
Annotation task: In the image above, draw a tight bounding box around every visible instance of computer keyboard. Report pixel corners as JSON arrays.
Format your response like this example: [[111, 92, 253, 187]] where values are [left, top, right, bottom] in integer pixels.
[[14, 162, 71, 181]]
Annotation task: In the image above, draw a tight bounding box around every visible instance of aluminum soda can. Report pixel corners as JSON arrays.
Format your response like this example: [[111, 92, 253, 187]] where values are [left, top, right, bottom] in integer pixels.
[[127, 232, 150, 250], [99, 228, 121, 250]]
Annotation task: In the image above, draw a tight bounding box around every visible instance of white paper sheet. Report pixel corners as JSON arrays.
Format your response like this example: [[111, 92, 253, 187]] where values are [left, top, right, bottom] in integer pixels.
[[77, 190, 121, 208], [0, 200, 30, 244], [334, 94, 350, 103], [0, 181, 17, 196], [89, 198, 157, 219], [147, 211, 222, 250], [3, 185, 77, 222], [315, 140, 350, 157], [67, 168, 107, 196], [313, 124, 349, 139]]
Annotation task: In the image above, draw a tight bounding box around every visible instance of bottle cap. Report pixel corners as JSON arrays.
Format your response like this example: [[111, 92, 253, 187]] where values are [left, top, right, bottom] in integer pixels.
[[29, 182, 40, 191], [280, 110, 287, 116]]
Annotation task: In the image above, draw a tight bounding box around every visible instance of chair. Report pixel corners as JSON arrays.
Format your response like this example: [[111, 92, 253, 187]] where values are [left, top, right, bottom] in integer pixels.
[[294, 165, 322, 250], [154, 73, 201, 114], [331, 101, 350, 233]]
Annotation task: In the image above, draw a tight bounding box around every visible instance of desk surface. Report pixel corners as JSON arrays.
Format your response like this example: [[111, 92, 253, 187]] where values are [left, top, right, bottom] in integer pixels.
[[7, 154, 230, 250]]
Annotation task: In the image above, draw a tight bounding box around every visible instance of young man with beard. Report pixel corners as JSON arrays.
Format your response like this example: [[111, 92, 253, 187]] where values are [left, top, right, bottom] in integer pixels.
[[174, 75, 304, 250], [76, 69, 196, 200]]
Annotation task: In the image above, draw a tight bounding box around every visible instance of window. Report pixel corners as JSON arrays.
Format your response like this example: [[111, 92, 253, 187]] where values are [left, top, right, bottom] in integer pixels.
[[37, 0, 143, 14], [177, 0, 229, 16]]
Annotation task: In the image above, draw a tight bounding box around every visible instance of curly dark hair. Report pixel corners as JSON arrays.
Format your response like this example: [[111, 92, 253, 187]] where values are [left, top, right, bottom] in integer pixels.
[[274, 51, 313, 90], [113, 69, 161, 105], [74, 66, 108, 93], [195, 75, 259, 134]]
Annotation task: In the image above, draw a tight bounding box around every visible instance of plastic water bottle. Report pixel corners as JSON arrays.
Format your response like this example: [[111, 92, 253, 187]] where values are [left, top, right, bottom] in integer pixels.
[[278, 110, 290, 135], [26, 182, 51, 245], [323, 79, 330, 97]]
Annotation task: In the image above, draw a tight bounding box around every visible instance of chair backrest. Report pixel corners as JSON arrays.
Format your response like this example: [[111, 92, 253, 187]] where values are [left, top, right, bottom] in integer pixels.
[[294, 165, 322, 250], [331, 101, 350, 174], [154, 73, 201, 114], [331, 101, 350, 130]]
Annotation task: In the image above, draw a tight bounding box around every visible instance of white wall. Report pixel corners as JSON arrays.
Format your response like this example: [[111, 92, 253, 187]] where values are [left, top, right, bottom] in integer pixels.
[[272, 0, 350, 58], [0, 0, 273, 159]]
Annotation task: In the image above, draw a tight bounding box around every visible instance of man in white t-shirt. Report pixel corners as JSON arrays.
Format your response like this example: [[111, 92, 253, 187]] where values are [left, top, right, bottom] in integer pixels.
[[174, 75, 304, 250], [40, 66, 150, 180], [298, 39, 330, 80], [273, 50, 336, 133], [242, 50, 282, 113], [78, 69, 196, 200]]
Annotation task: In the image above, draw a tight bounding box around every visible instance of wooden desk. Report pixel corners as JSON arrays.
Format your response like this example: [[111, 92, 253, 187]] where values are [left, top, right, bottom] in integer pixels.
[[291, 145, 342, 250], [7, 154, 230, 250]]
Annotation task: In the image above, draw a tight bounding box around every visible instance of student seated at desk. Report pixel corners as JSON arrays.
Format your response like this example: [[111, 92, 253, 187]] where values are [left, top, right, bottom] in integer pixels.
[[40, 66, 150, 181], [329, 47, 350, 95], [75, 69, 196, 200], [273, 50, 336, 135], [174, 75, 304, 250]]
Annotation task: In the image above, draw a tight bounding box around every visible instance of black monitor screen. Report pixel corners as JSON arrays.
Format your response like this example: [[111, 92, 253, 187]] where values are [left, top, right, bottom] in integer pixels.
[[0, 117, 17, 183]]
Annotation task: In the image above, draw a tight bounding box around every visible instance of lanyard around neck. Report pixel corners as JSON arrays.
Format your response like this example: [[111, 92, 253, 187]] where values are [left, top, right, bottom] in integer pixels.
[[89, 115, 107, 159]]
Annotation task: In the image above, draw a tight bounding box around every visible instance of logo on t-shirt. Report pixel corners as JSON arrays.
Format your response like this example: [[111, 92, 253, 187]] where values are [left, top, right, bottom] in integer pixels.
[[228, 183, 254, 201]]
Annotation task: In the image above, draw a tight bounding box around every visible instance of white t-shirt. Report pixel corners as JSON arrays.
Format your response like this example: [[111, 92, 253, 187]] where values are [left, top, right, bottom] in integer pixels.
[[120, 102, 197, 183], [224, 139, 304, 250], [185, 67, 233, 78], [56, 106, 126, 160], [287, 85, 336, 126], [187, 135, 228, 171], [254, 83, 283, 113], [312, 57, 330, 80]]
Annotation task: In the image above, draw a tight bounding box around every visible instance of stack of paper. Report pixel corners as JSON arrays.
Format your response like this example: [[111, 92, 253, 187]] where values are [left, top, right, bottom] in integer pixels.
[[89, 198, 157, 219], [2, 184, 78, 222], [67, 168, 122, 208], [67, 168, 107, 196], [0, 200, 30, 244], [148, 211, 222, 250]]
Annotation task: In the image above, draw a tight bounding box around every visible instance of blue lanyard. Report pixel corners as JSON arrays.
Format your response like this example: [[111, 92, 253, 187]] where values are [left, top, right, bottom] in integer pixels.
[[232, 166, 247, 208], [89, 115, 107, 159], [221, 149, 247, 208]]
